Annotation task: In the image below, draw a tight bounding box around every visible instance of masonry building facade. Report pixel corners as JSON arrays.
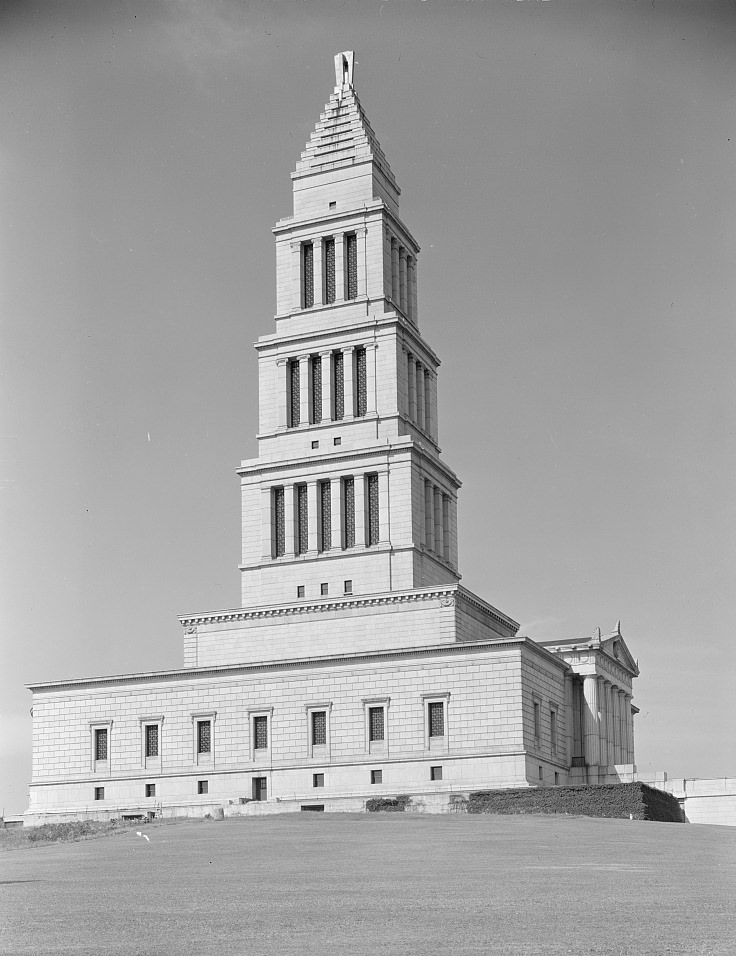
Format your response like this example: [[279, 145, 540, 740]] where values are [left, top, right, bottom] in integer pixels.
[[26, 53, 639, 822]]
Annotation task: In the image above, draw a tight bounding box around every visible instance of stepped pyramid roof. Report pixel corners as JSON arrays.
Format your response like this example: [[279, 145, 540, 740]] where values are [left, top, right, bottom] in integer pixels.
[[293, 51, 399, 195]]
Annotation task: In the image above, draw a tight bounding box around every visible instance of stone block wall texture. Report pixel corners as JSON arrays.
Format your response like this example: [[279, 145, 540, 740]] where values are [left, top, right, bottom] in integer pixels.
[[466, 783, 684, 822]]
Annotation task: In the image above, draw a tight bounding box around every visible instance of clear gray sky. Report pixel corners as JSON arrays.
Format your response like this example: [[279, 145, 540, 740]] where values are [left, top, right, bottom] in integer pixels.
[[1, 0, 734, 815]]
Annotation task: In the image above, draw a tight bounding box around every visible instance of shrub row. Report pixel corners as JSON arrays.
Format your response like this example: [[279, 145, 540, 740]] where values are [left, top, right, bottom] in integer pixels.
[[365, 795, 411, 812], [466, 783, 683, 822]]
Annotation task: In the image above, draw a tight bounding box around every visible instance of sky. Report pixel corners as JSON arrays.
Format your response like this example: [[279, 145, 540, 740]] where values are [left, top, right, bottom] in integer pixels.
[[1, 0, 734, 816]]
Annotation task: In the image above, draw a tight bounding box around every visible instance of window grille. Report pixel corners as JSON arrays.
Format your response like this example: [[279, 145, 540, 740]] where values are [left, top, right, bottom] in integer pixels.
[[428, 701, 444, 738], [346, 233, 358, 299], [367, 473, 379, 546], [273, 487, 285, 557], [343, 477, 355, 548], [324, 237, 335, 304], [312, 711, 327, 746], [95, 728, 108, 761], [355, 347, 367, 417], [145, 724, 159, 758], [311, 355, 322, 424], [296, 483, 308, 555], [333, 351, 344, 420], [254, 715, 268, 750], [197, 720, 211, 754], [302, 242, 314, 308], [288, 359, 300, 427], [369, 707, 384, 742], [319, 480, 331, 552]]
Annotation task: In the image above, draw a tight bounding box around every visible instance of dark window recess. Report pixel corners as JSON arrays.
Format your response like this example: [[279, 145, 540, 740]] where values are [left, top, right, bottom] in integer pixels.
[[430, 766, 443, 781], [311, 440, 319, 449], [367, 474, 379, 546], [319, 480, 331, 552], [538, 766, 544, 781], [333, 437, 341, 446], [320, 582, 328, 596], [273, 487, 285, 557], [254, 716, 268, 750], [94, 728, 108, 761], [355, 347, 367, 417], [313, 773, 325, 788], [288, 359, 300, 427], [333, 351, 344, 420], [550, 710, 557, 751], [312, 711, 327, 746], [324, 237, 336, 304], [428, 702, 445, 738], [369, 707, 384, 742], [346, 233, 358, 299], [94, 787, 105, 801], [197, 720, 211, 754], [302, 242, 314, 308], [371, 769, 382, 785], [296, 483, 308, 555], [145, 783, 156, 798], [145, 724, 159, 758], [297, 585, 305, 598], [301, 804, 325, 811], [311, 355, 322, 423], [343, 477, 355, 548], [253, 777, 267, 801], [198, 780, 208, 795], [344, 579, 353, 595], [533, 702, 540, 739]]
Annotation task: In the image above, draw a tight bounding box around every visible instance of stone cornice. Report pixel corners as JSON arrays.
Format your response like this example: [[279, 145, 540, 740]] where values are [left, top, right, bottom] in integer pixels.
[[456, 587, 520, 633]]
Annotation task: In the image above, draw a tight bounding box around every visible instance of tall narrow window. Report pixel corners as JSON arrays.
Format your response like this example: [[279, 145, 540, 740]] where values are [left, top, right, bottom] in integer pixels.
[[333, 351, 344, 420], [311, 355, 322, 424], [288, 359, 300, 428], [273, 487, 285, 558], [368, 707, 384, 742], [319, 480, 331, 552], [345, 233, 358, 299], [312, 711, 327, 747], [367, 473, 379, 546], [428, 701, 444, 738], [424, 370, 431, 435], [324, 237, 335, 304], [533, 701, 541, 741], [302, 242, 314, 308], [355, 346, 367, 417], [343, 477, 355, 548], [197, 720, 211, 755], [254, 715, 268, 750], [145, 724, 159, 758], [95, 728, 108, 761], [296, 483, 308, 555], [550, 709, 557, 753]]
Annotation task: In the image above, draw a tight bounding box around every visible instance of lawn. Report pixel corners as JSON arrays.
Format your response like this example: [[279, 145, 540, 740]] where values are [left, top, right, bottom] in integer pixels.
[[1, 813, 734, 955]]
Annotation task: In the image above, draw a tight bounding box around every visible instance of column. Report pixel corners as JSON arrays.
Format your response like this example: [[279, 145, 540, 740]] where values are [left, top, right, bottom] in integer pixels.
[[410, 255, 418, 324], [399, 247, 407, 314], [313, 240, 323, 307], [283, 484, 296, 557], [298, 354, 310, 426], [624, 693, 634, 764], [606, 683, 616, 768], [378, 470, 390, 543], [291, 242, 301, 311], [407, 354, 416, 422], [330, 478, 342, 552], [407, 256, 416, 323], [334, 232, 345, 303], [598, 681, 609, 770], [320, 351, 333, 423], [276, 359, 288, 429], [307, 480, 319, 554], [612, 690, 622, 764], [423, 370, 431, 437], [582, 675, 600, 768], [564, 674, 574, 763], [415, 362, 425, 430], [354, 472, 366, 546], [391, 239, 400, 304], [260, 486, 273, 560], [357, 227, 368, 298], [430, 372, 438, 443], [448, 496, 458, 567], [366, 344, 377, 415], [442, 495, 450, 561], [424, 480, 434, 551], [343, 346, 355, 419], [434, 486, 443, 557]]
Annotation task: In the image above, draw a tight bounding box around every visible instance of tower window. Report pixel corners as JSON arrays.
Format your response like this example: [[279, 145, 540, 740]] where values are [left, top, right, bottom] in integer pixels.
[[342, 477, 355, 548], [319, 480, 331, 552], [272, 487, 285, 557], [302, 242, 314, 308], [345, 233, 358, 300], [367, 473, 379, 546], [311, 355, 322, 424], [355, 347, 367, 417], [296, 483, 308, 555], [333, 351, 344, 420], [324, 237, 336, 304], [288, 359, 300, 428]]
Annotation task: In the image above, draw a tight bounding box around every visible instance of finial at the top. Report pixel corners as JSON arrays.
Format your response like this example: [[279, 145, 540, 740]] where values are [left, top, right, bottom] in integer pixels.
[[334, 51, 355, 89]]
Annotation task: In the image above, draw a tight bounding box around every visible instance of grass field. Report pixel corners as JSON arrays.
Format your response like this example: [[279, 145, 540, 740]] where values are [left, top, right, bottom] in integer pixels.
[[1, 813, 734, 955]]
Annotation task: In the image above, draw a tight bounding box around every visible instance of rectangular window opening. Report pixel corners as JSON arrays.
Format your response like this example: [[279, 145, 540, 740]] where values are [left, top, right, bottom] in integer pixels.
[[296, 483, 308, 555], [94, 728, 108, 761], [368, 706, 385, 742], [320, 582, 328, 596], [355, 346, 367, 417], [550, 710, 558, 753], [311, 354, 322, 424], [313, 773, 325, 788], [370, 769, 382, 785], [324, 237, 336, 305], [342, 477, 355, 549], [366, 473, 379, 546], [428, 701, 445, 738], [344, 579, 352, 595], [288, 358, 300, 428], [145, 783, 156, 798], [252, 777, 267, 801], [319, 480, 331, 553], [297, 585, 305, 598], [94, 786, 105, 801], [145, 724, 159, 758], [533, 701, 541, 741], [197, 720, 211, 755], [538, 766, 544, 782], [312, 711, 327, 747], [254, 715, 269, 751], [302, 242, 314, 309], [198, 780, 208, 795], [333, 437, 341, 446], [272, 487, 285, 558], [345, 233, 358, 300], [430, 766, 443, 781], [333, 351, 344, 420]]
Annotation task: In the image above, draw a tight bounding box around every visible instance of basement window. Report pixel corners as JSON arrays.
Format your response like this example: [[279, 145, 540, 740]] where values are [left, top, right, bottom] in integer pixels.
[[313, 773, 325, 788], [371, 769, 382, 785], [198, 780, 208, 795], [94, 787, 105, 801], [430, 766, 443, 781]]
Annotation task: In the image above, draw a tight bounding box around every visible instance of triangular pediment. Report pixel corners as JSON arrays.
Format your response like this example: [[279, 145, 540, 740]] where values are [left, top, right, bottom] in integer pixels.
[[600, 633, 639, 676]]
